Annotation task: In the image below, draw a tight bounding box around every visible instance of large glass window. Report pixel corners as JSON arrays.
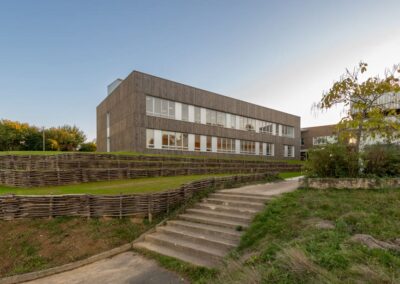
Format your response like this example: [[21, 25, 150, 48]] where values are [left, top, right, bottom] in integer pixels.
[[284, 145, 295, 157], [260, 122, 274, 134], [194, 135, 201, 151], [282, 125, 294, 138], [231, 115, 236, 129], [146, 129, 154, 148], [181, 104, 189, 121], [240, 140, 256, 154], [206, 136, 212, 152], [217, 137, 235, 153], [266, 143, 274, 156], [146, 96, 175, 119], [216, 112, 226, 127], [194, 107, 201, 123]]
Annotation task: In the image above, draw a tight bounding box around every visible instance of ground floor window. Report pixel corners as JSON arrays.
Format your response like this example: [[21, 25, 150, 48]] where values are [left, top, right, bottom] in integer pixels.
[[145, 128, 289, 158], [284, 145, 295, 157]]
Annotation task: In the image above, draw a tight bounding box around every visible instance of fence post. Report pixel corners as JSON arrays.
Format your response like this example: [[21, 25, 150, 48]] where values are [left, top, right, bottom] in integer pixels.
[[148, 195, 152, 223], [49, 196, 53, 219], [87, 195, 91, 219], [119, 194, 122, 219]]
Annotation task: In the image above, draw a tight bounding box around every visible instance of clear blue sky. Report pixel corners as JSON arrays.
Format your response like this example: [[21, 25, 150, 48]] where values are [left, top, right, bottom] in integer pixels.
[[1, 0, 400, 140]]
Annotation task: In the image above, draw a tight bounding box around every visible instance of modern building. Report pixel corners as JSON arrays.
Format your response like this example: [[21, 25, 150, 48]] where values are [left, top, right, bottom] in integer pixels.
[[300, 124, 337, 160], [97, 71, 301, 159]]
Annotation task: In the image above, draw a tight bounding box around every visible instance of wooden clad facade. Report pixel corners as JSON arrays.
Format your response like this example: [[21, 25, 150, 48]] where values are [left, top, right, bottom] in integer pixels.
[[97, 71, 301, 159]]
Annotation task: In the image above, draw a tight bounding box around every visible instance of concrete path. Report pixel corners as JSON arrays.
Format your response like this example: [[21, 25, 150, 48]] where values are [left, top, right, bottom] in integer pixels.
[[133, 178, 301, 268], [24, 178, 300, 283], [219, 177, 300, 196], [25, 252, 187, 284]]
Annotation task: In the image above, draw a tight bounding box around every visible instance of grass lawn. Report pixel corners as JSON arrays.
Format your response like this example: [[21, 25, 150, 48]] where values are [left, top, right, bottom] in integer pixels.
[[0, 217, 154, 278], [278, 171, 303, 179], [0, 174, 232, 195], [158, 188, 400, 283]]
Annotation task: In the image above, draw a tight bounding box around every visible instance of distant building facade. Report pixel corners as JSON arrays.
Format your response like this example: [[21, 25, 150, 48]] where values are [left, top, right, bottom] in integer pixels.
[[300, 124, 337, 160], [97, 71, 301, 159]]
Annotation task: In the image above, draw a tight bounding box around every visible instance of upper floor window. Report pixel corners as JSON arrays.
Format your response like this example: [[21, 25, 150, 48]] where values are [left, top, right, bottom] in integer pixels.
[[181, 104, 189, 121], [194, 107, 201, 123], [313, 135, 337, 145], [146, 96, 175, 119], [259, 121, 274, 134], [282, 125, 294, 138]]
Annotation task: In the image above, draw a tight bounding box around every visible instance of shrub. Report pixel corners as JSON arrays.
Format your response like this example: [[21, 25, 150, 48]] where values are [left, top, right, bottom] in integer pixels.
[[362, 144, 400, 177], [304, 144, 359, 178], [79, 142, 97, 152]]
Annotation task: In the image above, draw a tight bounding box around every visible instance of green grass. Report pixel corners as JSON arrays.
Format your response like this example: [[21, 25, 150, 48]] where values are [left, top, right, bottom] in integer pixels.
[[0, 217, 155, 277], [278, 171, 303, 179], [0, 150, 304, 164], [0, 174, 231, 195], [194, 188, 400, 283]]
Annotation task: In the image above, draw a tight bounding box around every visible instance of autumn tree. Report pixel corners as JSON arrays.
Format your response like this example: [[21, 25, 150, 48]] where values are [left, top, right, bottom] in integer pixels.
[[316, 62, 400, 153]]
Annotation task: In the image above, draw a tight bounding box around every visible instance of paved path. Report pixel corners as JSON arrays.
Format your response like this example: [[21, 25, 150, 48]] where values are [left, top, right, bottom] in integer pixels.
[[220, 177, 300, 196], [25, 178, 300, 284], [25, 252, 187, 284]]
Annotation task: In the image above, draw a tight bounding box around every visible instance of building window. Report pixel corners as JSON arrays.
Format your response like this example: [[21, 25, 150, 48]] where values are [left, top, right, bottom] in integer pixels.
[[301, 138, 305, 146], [161, 131, 189, 150], [146, 129, 154, 148], [194, 107, 201, 123], [106, 112, 110, 152], [259, 122, 274, 134], [181, 104, 189, 121], [194, 134, 201, 151], [216, 112, 226, 127], [146, 96, 175, 119], [266, 143, 274, 156], [231, 115, 236, 129], [206, 109, 217, 125], [259, 143, 263, 155], [206, 136, 212, 152], [282, 125, 294, 138], [313, 136, 337, 146], [284, 145, 295, 157], [217, 137, 235, 153], [240, 140, 256, 154]]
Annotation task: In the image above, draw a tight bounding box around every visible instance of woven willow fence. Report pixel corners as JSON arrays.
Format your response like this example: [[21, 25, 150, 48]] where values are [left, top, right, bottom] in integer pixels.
[[0, 154, 301, 187], [0, 173, 272, 220]]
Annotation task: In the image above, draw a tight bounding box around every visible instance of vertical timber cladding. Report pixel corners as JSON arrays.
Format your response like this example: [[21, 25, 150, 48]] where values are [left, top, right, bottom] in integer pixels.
[[97, 71, 301, 159]]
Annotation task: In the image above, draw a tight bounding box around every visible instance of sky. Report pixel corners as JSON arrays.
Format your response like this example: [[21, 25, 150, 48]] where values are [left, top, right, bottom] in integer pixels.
[[1, 0, 400, 141]]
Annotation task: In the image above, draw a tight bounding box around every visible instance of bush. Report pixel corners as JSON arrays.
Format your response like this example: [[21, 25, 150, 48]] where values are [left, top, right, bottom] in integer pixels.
[[304, 144, 359, 178], [79, 142, 97, 152], [363, 144, 400, 177]]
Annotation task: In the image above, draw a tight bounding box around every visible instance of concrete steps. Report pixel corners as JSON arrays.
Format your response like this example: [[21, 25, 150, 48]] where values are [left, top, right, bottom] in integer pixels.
[[133, 190, 269, 268]]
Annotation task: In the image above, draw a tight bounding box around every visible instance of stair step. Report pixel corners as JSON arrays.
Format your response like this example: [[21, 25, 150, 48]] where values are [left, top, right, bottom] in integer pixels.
[[219, 191, 276, 199], [134, 241, 217, 268], [195, 203, 258, 215], [204, 198, 265, 210], [144, 232, 225, 264], [167, 220, 242, 241], [186, 208, 252, 223], [209, 193, 271, 203], [156, 225, 237, 251], [179, 213, 249, 230]]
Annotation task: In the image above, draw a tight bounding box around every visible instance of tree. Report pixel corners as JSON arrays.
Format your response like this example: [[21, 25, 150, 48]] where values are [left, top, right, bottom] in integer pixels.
[[79, 142, 97, 152], [316, 62, 400, 153]]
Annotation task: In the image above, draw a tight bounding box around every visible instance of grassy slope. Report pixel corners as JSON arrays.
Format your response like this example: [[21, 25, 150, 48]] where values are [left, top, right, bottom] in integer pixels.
[[205, 188, 400, 283], [278, 171, 303, 179], [0, 151, 304, 164], [0, 174, 231, 195], [0, 217, 155, 278]]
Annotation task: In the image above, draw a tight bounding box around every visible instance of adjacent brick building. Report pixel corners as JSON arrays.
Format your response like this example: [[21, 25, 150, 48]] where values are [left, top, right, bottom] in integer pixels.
[[300, 124, 337, 160], [97, 71, 301, 159]]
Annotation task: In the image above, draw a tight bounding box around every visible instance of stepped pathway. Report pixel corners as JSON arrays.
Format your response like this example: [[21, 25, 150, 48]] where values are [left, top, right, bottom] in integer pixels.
[[133, 178, 300, 268]]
